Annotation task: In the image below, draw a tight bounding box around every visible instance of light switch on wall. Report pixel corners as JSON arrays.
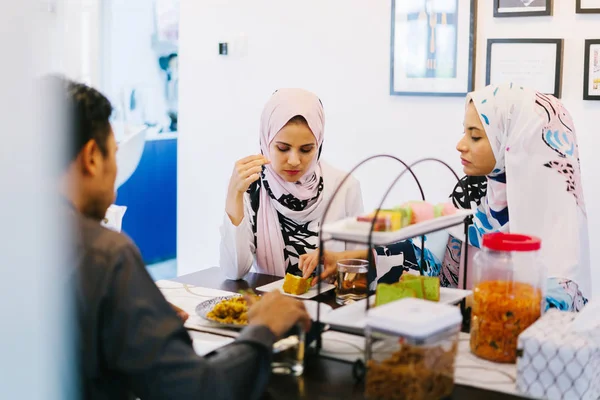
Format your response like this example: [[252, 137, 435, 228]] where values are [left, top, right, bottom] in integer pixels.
[[218, 42, 228, 55], [218, 34, 248, 58]]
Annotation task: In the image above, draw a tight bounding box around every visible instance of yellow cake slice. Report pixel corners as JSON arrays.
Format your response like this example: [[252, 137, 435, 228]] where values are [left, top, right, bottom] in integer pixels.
[[282, 273, 312, 295]]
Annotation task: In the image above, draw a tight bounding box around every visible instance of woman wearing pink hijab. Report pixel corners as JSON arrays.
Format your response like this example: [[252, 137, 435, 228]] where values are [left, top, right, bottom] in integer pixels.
[[220, 88, 364, 279]]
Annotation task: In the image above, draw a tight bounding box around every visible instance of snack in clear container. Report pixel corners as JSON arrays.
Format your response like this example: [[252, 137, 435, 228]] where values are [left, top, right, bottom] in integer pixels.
[[365, 298, 462, 400], [471, 280, 542, 363], [470, 233, 544, 364]]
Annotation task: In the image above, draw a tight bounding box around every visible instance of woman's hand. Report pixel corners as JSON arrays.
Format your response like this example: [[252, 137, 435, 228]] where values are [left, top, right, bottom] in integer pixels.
[[225, 155, 270, 225], [298, 248, 339, 286], [229, 155, 270, 194], [299, 249, 371, 286]]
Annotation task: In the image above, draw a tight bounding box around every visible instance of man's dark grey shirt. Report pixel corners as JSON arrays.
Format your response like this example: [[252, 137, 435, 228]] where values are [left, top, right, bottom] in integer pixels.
[[71, 206, 275, 399]]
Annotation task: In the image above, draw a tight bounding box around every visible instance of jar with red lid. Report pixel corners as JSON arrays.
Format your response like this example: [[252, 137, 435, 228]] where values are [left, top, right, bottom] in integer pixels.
[[470, 233, 545, 363]]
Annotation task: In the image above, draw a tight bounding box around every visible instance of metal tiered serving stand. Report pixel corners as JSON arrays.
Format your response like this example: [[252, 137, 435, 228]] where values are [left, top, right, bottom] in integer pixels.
[[312, 155, 473, 378]]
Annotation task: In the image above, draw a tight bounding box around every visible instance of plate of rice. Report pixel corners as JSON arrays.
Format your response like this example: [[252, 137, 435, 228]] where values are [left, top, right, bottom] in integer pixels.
[[196, 295, 251, 328]]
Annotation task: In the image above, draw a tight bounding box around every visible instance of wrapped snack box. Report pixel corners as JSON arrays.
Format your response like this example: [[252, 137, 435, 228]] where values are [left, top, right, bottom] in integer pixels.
[[516, 303, 600, 400], [356, 209, 409, 232]]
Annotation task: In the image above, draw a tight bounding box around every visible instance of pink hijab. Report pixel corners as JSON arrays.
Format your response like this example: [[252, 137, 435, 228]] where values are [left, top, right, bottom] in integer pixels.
[[256, 89, 326, 276]]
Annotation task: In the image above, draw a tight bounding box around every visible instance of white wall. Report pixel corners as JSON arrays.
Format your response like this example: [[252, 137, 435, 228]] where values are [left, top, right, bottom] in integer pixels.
[[0, 1, 74, 398], [47, 0, 101, 85], [100, 0, 171, 128], [178, 0, 600, 296]]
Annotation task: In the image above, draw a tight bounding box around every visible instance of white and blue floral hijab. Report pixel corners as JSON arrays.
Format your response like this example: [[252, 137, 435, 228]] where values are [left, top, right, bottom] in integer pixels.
[[463, 83, 591, 298]]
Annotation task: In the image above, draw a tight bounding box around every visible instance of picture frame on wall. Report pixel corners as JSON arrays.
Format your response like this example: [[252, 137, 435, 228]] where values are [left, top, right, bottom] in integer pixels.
[[486, 39, 563, 98], [576, 0, 600, 13], [494, 0, 552, 18], [390, 0, 476, 97], [583, 40, 600, 100]]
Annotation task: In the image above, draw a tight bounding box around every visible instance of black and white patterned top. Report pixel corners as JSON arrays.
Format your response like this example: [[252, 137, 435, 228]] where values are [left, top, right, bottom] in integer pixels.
[[219, 161, 364, 279], [248, 177, 325, 275], [450, 175, 488, 210]]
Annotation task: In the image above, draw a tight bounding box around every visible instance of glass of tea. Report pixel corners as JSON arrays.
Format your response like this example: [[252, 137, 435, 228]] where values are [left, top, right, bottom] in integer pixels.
[[271, 323, 305, 376], [336, 259, 369, 305]]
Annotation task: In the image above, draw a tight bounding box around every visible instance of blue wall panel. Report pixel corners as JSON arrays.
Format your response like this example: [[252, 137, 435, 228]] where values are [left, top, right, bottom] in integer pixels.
[[116, 138, 177, 264]]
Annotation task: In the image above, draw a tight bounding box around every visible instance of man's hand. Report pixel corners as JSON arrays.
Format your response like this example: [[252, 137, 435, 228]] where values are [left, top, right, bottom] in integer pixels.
[[170, 303, 189, 323], [247, 291, 311, 337]]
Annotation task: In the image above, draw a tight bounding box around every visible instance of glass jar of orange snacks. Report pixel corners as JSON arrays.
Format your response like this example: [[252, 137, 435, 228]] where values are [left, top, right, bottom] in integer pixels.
[[470, 233, 544, 363]]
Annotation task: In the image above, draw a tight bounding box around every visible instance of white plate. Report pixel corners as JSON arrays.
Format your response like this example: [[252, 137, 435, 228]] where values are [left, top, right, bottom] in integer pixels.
[[196, 295, 246, 329], [321, 209, 474, 246], [256, 279, 336, 299], [195, 296, 334, 330], [320, 287, 472, 334]]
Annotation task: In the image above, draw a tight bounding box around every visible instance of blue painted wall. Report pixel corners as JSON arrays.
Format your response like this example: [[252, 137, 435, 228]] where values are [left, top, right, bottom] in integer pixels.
[[116, 138, 177, 264]]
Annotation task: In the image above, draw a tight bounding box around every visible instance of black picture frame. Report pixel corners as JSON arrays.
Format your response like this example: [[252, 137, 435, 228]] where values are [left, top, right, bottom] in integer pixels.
[[576, 0, 600, 13], [486, 39, 563, 98], [389, 0, 477, 97], [583, 39, 600, 101], [494, 0, 552, 17]]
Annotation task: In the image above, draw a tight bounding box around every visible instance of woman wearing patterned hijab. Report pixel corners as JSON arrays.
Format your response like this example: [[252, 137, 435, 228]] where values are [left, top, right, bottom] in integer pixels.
[[377, 83, 591, 311], [220, 88, 364, 279]]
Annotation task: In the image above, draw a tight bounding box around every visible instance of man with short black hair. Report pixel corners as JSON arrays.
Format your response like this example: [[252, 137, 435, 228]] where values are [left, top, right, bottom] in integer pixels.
[[57, 76, 310, 400]]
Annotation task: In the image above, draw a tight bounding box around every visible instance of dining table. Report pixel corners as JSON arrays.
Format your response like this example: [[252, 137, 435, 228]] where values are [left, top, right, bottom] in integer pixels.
[[173, 267, 526, 400]]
